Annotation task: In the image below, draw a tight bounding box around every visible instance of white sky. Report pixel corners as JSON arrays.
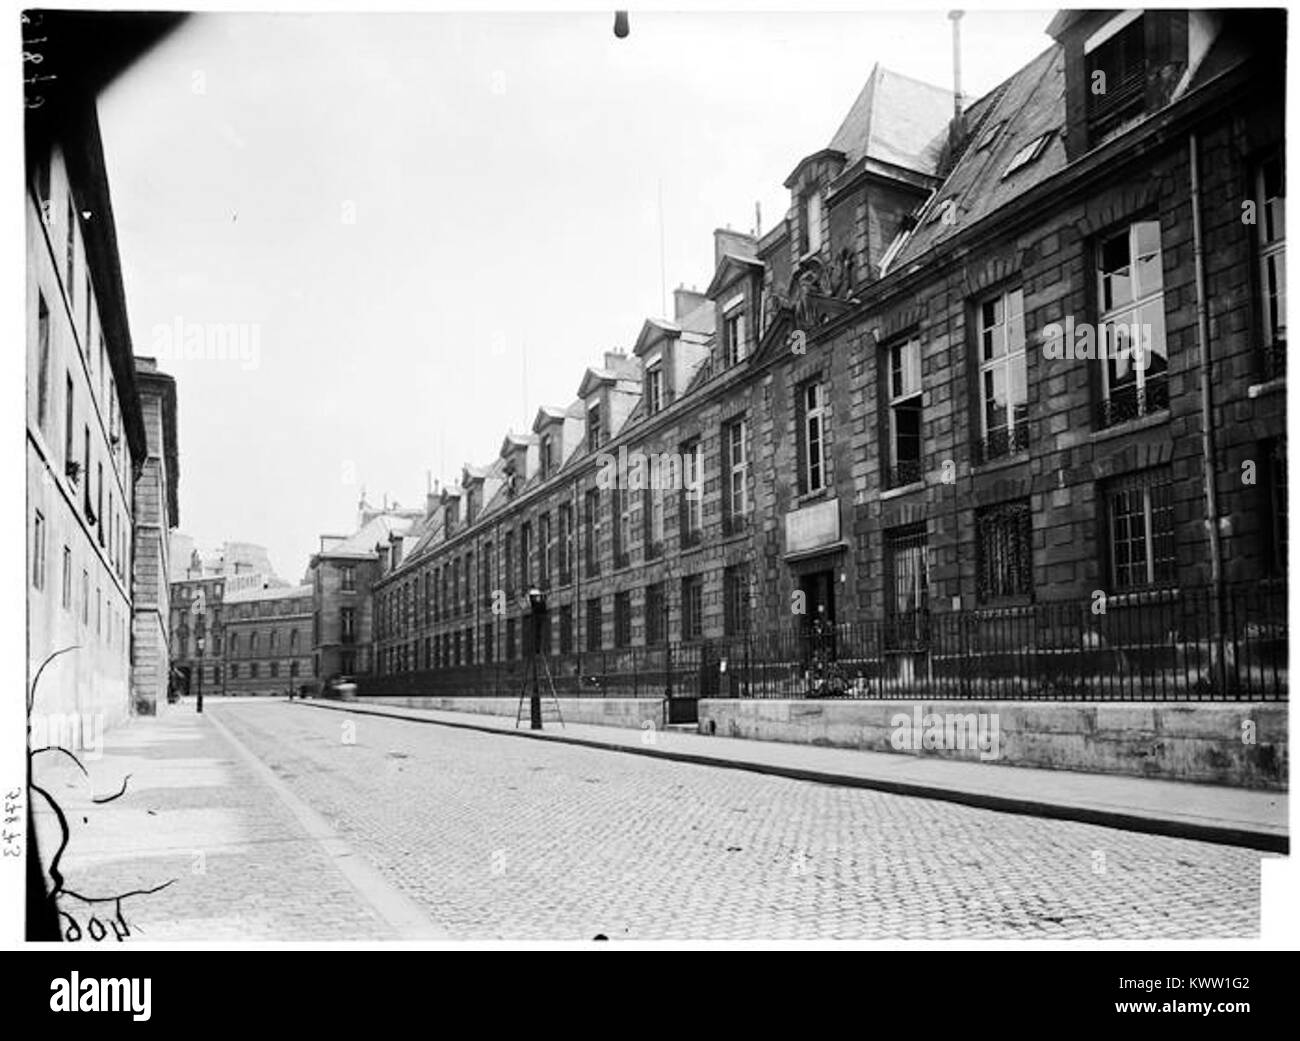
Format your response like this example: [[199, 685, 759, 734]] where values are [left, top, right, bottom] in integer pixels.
[[99, 9, 1054, 580]]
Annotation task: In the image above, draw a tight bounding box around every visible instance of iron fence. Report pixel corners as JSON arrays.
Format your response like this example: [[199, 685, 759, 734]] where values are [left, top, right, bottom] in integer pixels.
[[356, 581, 1287, 703]]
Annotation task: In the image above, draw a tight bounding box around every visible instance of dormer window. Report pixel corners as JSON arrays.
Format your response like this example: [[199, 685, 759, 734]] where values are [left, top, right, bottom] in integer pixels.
[[1085, 12, 1146, 143], [587, 401, 603, 449], [801, 189, 823, 255], [540, 434, 553, 478], [723, 296, 747, 367], [645, 358, 664, 415]]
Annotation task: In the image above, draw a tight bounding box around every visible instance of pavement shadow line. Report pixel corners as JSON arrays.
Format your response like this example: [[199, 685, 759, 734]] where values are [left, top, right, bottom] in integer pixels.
[[205, 707, 449, 941]]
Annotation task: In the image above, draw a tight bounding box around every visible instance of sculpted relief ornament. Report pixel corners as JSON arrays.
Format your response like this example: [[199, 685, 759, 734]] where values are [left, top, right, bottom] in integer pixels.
[[764, 248, 858, 336]]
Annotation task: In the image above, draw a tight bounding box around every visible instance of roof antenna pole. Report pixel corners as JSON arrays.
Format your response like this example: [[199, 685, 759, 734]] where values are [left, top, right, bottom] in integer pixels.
[[948, 10, 965, 130], [658, 178, 667, 317]]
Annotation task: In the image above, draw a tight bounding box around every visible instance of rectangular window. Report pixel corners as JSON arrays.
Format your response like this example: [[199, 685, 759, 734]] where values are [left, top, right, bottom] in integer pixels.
[[886, 525, 929, 621], [584, 489, 600, 576], [84, 273, 93, 355], [724, 304, 747, 367], [1267, 438, 1288, 572], [723, 417, 749, 533], [340, 607, 355, 639], [587, 401, 602, 450], [646, 360, 664, 414], [643, 487, 664, 559], [1105, 468, 1175, 589], [539, 512, 552, 587], [680, 439, 703, 546], [37, 294, 51, 429], [799, 378, 827, 494], [559, 605, 573, 655], [1257, 153, 1286, 379], [82, 426, 92, 515], [976, 500, 1034, 601], [645, 582, 665, 644], [614, 591, 631, 648], [681, 574, 704, 641], [65, 195, 76, 292], [481, 624, 493, 664], [65, 375, 75, 472], [888, 339, 922, 487], [506, 618, 518, 661], [61, 546, 71, 609], [32, 511, 45, 590], [803, 189, 823, 254], [97, 462, 104, 545], [557, 505, 572, 584], [977, 289, 1028, 462], [1096, 220, 1168, 427], [723, 564, 749, 636], [341, 565, 355, 592], [519, 521, 532, 589], [504, 532, 515, 595], [612, 489, 629, 569], [586, 597, 602, 651], [540, 434, 553, 478]]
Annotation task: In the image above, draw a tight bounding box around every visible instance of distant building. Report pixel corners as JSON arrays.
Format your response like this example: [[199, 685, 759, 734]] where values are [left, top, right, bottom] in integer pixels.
[[309, 498, 422, 682], [223, 584, 314, 696], [169, 532, 280, 583], [169, 575, 225, 699]]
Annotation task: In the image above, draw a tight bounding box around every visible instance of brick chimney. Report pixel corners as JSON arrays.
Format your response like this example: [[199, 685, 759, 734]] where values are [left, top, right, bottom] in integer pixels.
[[673, 285, 708, 321], [714, 227, 757, 266]]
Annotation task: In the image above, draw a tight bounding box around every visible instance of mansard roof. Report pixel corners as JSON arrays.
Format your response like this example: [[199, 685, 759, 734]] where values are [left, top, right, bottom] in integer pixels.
[[889, 45, 1063, 269], [787, 64, 955, 187]]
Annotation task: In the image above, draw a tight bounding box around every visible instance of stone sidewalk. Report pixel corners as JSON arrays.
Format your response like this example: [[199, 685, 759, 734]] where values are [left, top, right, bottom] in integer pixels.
[[297, 698, 1289, 853], [28, 704, 442, 942]]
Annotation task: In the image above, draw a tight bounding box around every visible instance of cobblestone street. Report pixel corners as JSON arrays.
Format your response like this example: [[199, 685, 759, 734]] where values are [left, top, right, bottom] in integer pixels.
[[193, 701, 1263, 941]]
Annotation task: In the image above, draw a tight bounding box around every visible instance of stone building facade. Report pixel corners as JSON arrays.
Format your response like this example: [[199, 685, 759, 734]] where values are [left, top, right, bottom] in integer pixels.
[[129, 357, 180, 714], [223, 585, 314, 696], [25, 23, 177, 726], [366, 8, 1285, 690], [169, 575, 226, 699], [310, 500, 424, 684]]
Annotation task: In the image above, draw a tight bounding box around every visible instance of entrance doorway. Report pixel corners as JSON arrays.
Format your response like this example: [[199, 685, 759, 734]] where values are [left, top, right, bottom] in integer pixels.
[[798, 569, 836, 631]]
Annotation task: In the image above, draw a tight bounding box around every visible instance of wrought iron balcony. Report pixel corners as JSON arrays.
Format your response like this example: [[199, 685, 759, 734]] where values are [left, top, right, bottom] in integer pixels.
[[886, 459, 924, 490], [972, 420, 1030, 465], [1097, 377, 1169, 429]]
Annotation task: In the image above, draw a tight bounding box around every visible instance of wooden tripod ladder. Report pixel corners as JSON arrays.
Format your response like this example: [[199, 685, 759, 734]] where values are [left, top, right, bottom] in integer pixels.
[[515, 653, 565, 729]]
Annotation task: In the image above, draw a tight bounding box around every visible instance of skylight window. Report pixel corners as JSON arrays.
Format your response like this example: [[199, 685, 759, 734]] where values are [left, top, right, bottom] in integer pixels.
[[976, 120, 1006, 151], [1003, 132, 1053, 178]]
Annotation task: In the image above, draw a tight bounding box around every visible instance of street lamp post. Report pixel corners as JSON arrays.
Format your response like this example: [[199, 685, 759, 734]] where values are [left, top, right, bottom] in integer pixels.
[[526, 586, 547, 730], [196, 634, 206, 714]]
